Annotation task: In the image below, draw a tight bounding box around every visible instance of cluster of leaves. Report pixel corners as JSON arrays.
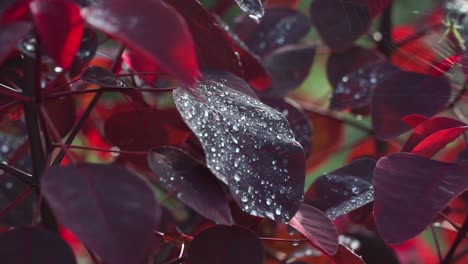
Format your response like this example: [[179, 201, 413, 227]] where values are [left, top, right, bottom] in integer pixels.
[[0, 0, 467, 263]]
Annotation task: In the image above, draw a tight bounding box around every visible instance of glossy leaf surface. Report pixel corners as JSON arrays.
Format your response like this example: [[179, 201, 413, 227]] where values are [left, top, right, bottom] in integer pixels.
[[82, 0, 199, 85], [0, 228, 77, 264], [30, 0, 84, 69], [235, 0, 264, 21], [289, 203, 339, 255], [42, 164, 160, 264], [374, 153, 468, 243], [173, 78, 305, 222], [186, 225, 264, 264], [81, 66, 125, 87], [304, 158, 376, 219], [147, 147, 232, 225]]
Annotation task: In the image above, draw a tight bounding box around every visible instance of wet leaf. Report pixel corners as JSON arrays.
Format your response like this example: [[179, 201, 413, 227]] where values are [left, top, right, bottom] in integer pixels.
[[122, 49, 160, 85], [262, 98, 313, 158], [262, 44, 316, 98], [235, 0, 264, 21], [304, 158, 376, 219], [373, 153, 468, 243], [233, 8, 310, 57], [371, 71, 451, 139], [289, 203, 339, 255], [81, 66, 126, 87], [173, 78, 305, 223], [42, 164, 160, 264], [328, 245, 365, 264], [0, 228, 77, 264], [330, 62, 396, 111], [82, 0, 199, 85], [30, 0, 83, 69], [401, 116, 468, 158], [310, 0, 370, 52], [147, 147, 233, 225], [0, 21, 32, 66], [327, 46, 381, 87], [186, 225, 264, 264]]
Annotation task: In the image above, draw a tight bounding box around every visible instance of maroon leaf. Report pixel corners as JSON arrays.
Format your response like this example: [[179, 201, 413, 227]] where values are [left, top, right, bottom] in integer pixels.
[[330, 62, 396, 111], [371, 71, 451, 139], [104, 107, 189, 152], [30, 0, 83, 69], [69, 27, 98, 77], [402, 114, 429, 128], [233, 8, 310, 57], [310, 0, 370, 52], [262, 44, 316, 98], [304, 158, 376, 219], [0, 21, 32, 66], [289, 203, 339, 255], [0, 228, 77, 264], [122, 49, 160, 85], [328, 245, 365, 264], [42, 164, 160, 264], [401, 116, 467, 158], [173, 77, 305, 223], [43, 79, 77, 137], [261, 98, 313, 158], [373, 153, 468, 243], [234, 0, 264, 21], [82, 0, 199, 85], [327, 46, 381, 87], [202, 70, 258, 99], [81, 66, 126, 87], [364, 0, 392, 17], [147, 147, 233, 225], [186, 225, 263, 264]]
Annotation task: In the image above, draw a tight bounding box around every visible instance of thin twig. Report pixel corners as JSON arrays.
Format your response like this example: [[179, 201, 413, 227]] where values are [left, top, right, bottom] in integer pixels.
[[45, 87, 176, 100], [430, 225, 443, 262], [51, 144, 147, 155], [0, 187, 34, 220], [442, 215, 468, 264], [0, 162, 33, 185]]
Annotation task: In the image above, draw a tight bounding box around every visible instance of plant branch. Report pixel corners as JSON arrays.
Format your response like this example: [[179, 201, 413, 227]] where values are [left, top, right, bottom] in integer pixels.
[[430, 225, 443, 262], [442, 215, 468, 264], [0, 186, 34, 220], [377, 3, 394, 57], [45, 87, 176, 100], [51, 144, 147, 155], [0, 162, 33, 185]]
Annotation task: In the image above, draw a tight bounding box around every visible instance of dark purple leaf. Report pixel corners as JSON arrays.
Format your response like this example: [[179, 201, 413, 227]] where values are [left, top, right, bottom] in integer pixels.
[[233, 8, 311, 57], [0, 21, 32, 66], [310, 0, 386, 52], [147, 147, 233, 225], [235, 0, 264, 21], [42, 164, 160, 264], [328, 245, 365, 264], [371, 71, 451, 140], [261, 98, 313, 158], [330, 62, 396, 111], [82, 0, 199, 85], [289, 203, 339, 255], [173, 78, 305, 223], [30, 0, 84, 69], [81, 66, 126, 87], [373, 153, 468, 243], [401, 116, 467, 158], [456, 148, 468, 164], [69, 27, 98, 77], [327, 46, 381, 87], [345, 231, 400, 264], [186, 225, 264, 264], [304, 158, 376, 219], [202, 70, 258, 99], [262, 44, 315, 98], [0, 228, 77, 264]]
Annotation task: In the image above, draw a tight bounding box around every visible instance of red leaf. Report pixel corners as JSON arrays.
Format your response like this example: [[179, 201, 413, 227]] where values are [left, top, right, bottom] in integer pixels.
[[402, 114, 429, 128], [0, 21, 32, 66], [1, 0, 32, 24], [289, 204, 339, 255], [122, 49, 160, 85], [328, 245, 365, 264], [42, 164, 161, 264], [30, 0, 84, 69], [373, 153, 468, 244], [82, 0, 199, 85], [431, 54, 461, 76], [401, 116, 467, 158]]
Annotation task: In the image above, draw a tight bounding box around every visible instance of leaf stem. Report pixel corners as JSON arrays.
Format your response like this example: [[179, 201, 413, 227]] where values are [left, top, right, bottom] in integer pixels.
[[0, 162, 33, 185], [45, 87, 176, 100], [0, 186, 34, 220], [377, 2, 394, 57], [430, 225, 443, 262], [441, 215, 468, 264]]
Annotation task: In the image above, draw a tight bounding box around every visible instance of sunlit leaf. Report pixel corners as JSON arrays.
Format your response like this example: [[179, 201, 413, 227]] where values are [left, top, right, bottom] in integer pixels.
[[42, 164, 160, 264], [173, 77, 305, 222], [374, 153, 468, 243], [81, 0, 199, 85]]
